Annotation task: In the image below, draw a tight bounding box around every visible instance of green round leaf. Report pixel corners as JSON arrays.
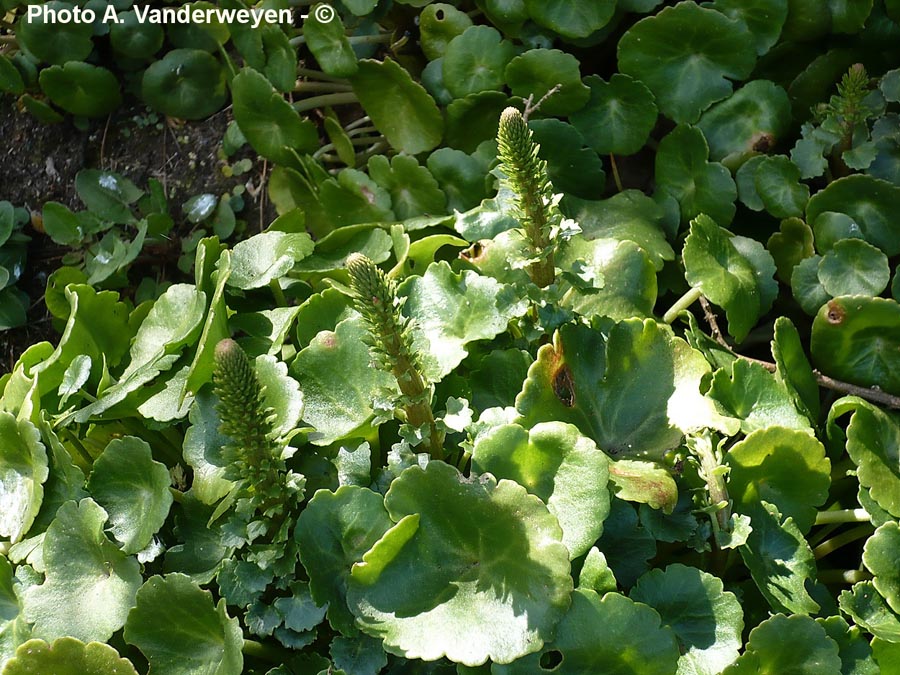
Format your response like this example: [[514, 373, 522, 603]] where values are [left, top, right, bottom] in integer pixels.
[[839, 581, 900, 644], [398, 261, 528, 381], [753, 156, 809, 219], [367, 155, 447, 220], [0, 414, 47, 544], [38, 62, 120, 117], [472, 421, 610, 558], [16, 2, 94, 65], [811, 296, 900, 395], [558, 238, 657, 321], [790, 255, 829, 316], [303, 4, 358, 77], [516, 320, 728, 459], [493, 589, 679, 674], [22, 499, 142, 643], [696, 80, 791, 162], [290, 317, 396, 446], [124, 574, 243, 675], [709, 359, 812, 436], [0, 54, 25, 95], [524, 0, 616, 39], [707, 0, 789, 55], [863, 522, 900, 615], [529, 119, 605, 199], [566, 190, 674, 270], [444, 90, 510, 152], [427, 148, 489, 212], [504, 49, 590, 116], [232, 68, 319, 164], [618, 2, 757, 123], [419, 3, 473, 61], [3, 637, 139, 675], [806, 175, 900, 256], [570, 74, 657, 156], [442, 25, 515, 99], [724, 614, 842, 675], [109, 10, 164, 60], [86, 437, 173, 555], [347, 461, 573, 666], [738, 502, 821, 615], [228, 230, 314, 289], [726, 426, 830, 533], [767, 217, 815, 283], [818, 238, 890, 297], [842, 400, 900, 518], [683, 214, 777, 342], [630, 564, 743, 675], [330, 635, 388, 675], [296, 486, 394, 636], [141, 49, 226, 120], [351, 57, 444, 154], [655, 126, 737, 227]]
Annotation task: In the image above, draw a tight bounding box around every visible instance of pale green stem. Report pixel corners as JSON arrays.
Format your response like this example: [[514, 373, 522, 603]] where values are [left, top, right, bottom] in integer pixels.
[[818, 569, 872, 584], [815, 509, 871, 525], [663, 286, 703, 324], [813, 525, 874, 559], [269, 279, 288, 308], [296, 67, 349, 83], [293, 92, 358, 113]]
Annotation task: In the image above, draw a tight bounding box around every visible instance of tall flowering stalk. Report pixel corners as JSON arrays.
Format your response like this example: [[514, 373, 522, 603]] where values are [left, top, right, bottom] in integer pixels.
[[346, 253, 444, 459], [496, 106, 560, 288]]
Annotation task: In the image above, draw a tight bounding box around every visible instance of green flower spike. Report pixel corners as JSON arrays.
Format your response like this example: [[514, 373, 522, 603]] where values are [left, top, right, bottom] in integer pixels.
[[212, 338, 294, 519], [497, 106, 559, 288], [346, 253, 444, 460]]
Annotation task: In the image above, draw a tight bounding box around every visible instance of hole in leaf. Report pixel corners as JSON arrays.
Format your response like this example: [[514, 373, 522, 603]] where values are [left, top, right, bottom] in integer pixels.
[[826, 300, 845, 325], [435, 8, 445, 20], [540, 650, 563, 670]]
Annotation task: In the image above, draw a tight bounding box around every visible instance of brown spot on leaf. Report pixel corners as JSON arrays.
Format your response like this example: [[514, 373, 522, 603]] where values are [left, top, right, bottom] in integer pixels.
[[752, 133, 774, 153], [552, 364, 575, 407], [826, 300, 845, 325]]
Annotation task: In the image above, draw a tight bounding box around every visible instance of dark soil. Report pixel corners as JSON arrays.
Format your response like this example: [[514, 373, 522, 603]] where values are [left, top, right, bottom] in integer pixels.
[[0, 100, 277, 375]]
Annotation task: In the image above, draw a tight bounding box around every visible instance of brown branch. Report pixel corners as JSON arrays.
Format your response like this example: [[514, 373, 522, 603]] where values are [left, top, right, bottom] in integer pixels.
[[698, 296, 900, 410]]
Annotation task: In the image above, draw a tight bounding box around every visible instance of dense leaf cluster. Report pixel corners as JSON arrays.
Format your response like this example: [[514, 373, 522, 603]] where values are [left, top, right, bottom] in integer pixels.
[[2, 0, 900, 673]]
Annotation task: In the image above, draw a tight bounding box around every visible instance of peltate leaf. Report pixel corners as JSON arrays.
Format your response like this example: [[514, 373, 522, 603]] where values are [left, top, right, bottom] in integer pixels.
[[398, 262, 528, 382], [863, 522, 900, 615], [655, 126, 737, 227], [442, 26, 515, 99], [682, 214, 777, 342], [492, 589, 679, 674], [290, 317, 396, 446], [86, 437, 173, 555], [524, 0, 616, 39], [630, 564, 743, 675], [0, 414, 47, 544], [296, 486, 393, 636], [570, 74, 658, 156], [347, 461, 573, 666], [472, 421, 610, 558], [811, 297, 900, 396], [503, 49, 590, 116], [725, 427, 829, 533], [22, 499, 142, 642], [124, 574, 243, 675], [3, 637, 139, 675], [618, 2, 757, 123]]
